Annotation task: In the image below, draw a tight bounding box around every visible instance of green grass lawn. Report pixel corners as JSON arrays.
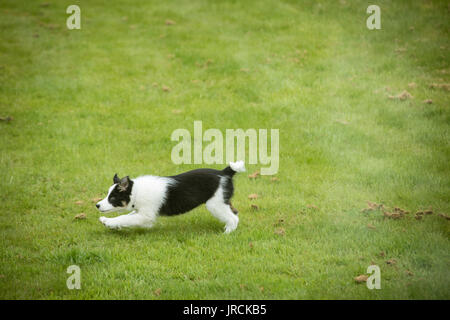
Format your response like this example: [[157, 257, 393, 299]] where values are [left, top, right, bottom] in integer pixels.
[[0, 0, 449, 299]]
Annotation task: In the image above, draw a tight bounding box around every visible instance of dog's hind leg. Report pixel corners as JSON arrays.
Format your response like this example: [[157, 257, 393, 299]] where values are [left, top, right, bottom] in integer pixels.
[[206, 188, 239, 234]]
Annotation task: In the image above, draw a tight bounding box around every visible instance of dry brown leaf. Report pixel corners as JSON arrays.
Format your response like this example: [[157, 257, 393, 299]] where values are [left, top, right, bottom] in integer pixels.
[[248, 171, 260, 179], [367, 223, 376, 230], [429, 83, 450, 91], [250, 204, 259, 210], [415, 215, 423, 220], [0, 116, 13, 122], [379, 251, 385, 257], [154, 288, 162, 296], [274, 228, 285, 236], [423, 99, 433, 104], [249, 242, 253, 249], [248, 194, 258, 200], [162, 86, 170, 92], [92, 197, 102, 203], [389, 90, 413, 100], [75, 200, 83, 205], [354, 275, 368, 283], [408, 82, 417, 88], [406, 270, 414, 276], [386, 259, 397, 265], [165, 19, 176, 25], [74, 213, 86, 220], [270, 177, 279, 182]]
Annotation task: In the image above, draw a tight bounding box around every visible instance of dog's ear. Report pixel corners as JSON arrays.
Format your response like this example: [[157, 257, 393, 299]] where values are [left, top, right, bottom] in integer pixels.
[[113, 173, 120, 184], [118, 176, 131, 192]]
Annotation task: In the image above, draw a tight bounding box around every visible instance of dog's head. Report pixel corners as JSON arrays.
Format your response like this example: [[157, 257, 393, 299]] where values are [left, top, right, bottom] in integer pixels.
[[96, 174, 134, 213]]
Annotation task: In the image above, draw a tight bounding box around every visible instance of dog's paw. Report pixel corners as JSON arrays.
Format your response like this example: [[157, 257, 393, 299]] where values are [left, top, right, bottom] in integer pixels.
[[99, 217, 121, 230]]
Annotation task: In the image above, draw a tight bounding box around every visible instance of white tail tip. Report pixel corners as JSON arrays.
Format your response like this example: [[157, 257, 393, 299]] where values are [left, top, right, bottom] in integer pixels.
[[229, 160, 246, 172]]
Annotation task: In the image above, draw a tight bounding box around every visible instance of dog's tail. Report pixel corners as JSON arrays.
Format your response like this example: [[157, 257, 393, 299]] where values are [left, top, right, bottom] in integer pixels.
[[222, 160, 246, 177]]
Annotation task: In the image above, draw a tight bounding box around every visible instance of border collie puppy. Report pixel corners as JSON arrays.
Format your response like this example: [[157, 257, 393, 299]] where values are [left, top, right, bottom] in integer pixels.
[[96, 161, 245, 233]]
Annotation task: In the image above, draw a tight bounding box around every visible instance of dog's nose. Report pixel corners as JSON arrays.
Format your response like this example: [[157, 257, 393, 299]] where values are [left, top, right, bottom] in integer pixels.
[[96, 204, 100, 209]]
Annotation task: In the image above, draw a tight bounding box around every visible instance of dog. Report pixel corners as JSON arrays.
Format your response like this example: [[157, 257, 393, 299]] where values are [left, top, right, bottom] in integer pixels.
[[96, 161, 245, 233]]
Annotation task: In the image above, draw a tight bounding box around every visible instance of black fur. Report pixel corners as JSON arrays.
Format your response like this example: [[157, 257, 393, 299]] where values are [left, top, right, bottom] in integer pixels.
[[159, 166, 236, 216]]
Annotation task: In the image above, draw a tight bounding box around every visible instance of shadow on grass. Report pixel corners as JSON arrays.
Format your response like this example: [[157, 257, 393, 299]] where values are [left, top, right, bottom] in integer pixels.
[[90, 219, 224, 240]]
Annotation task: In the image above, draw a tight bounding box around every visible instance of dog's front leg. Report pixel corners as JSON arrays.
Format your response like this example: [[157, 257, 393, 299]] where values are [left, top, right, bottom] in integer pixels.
[[99, 213, 154, 230]]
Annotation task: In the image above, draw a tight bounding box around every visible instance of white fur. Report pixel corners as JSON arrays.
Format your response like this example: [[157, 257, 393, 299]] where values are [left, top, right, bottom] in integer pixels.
[[98, 176, 172, 230], [230, 160, 246, 173], [205, 177, 239, 234]]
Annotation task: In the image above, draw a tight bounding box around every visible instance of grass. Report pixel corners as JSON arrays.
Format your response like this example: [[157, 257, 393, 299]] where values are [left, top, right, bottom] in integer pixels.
[[0, 0, 449, 299]]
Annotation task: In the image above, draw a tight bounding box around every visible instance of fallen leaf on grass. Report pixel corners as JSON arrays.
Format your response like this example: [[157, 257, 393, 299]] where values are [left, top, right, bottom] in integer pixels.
[[270, 177, 279, 182], [307, 204, 318, 210], [74, 213, 86, 220], [367, 223, 376, 230], [171, 109, 182, 114], [92, 197, 102, 203], [438, 213, 450, 221], [154, 288, 162, 296], [406, 270, 414, 276], [250, 204, 259, 210], [394, 207, 409, 215], [274, 228, 285, 236], [423, 99, 433, 104], [162, 86, 170, 92], [361, 201, 384, 212], [239, 284, 247, 290], [0, 116, 13, 122], [379, 251, 385, 257], [248, 171, 260, 179], [248, 194, 258, 200], [388, 90, 413, 100], [259, 286, 264, 293], [424, 209, 433, 215], [249, 242, 253, 249], [384, 211, 403, 219], [415, 215, 423, 220], [408, 82, 417, 88], [165, 19, 176, 25], [354, 275, 368, 283], [429, 83, 450, 91], [386, 259, 397, 265], [75, 200, 83, 205]]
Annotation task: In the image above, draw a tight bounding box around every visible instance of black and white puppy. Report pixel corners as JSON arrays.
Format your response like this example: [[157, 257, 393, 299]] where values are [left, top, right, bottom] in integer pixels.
[[96, 161, 245, 233]]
